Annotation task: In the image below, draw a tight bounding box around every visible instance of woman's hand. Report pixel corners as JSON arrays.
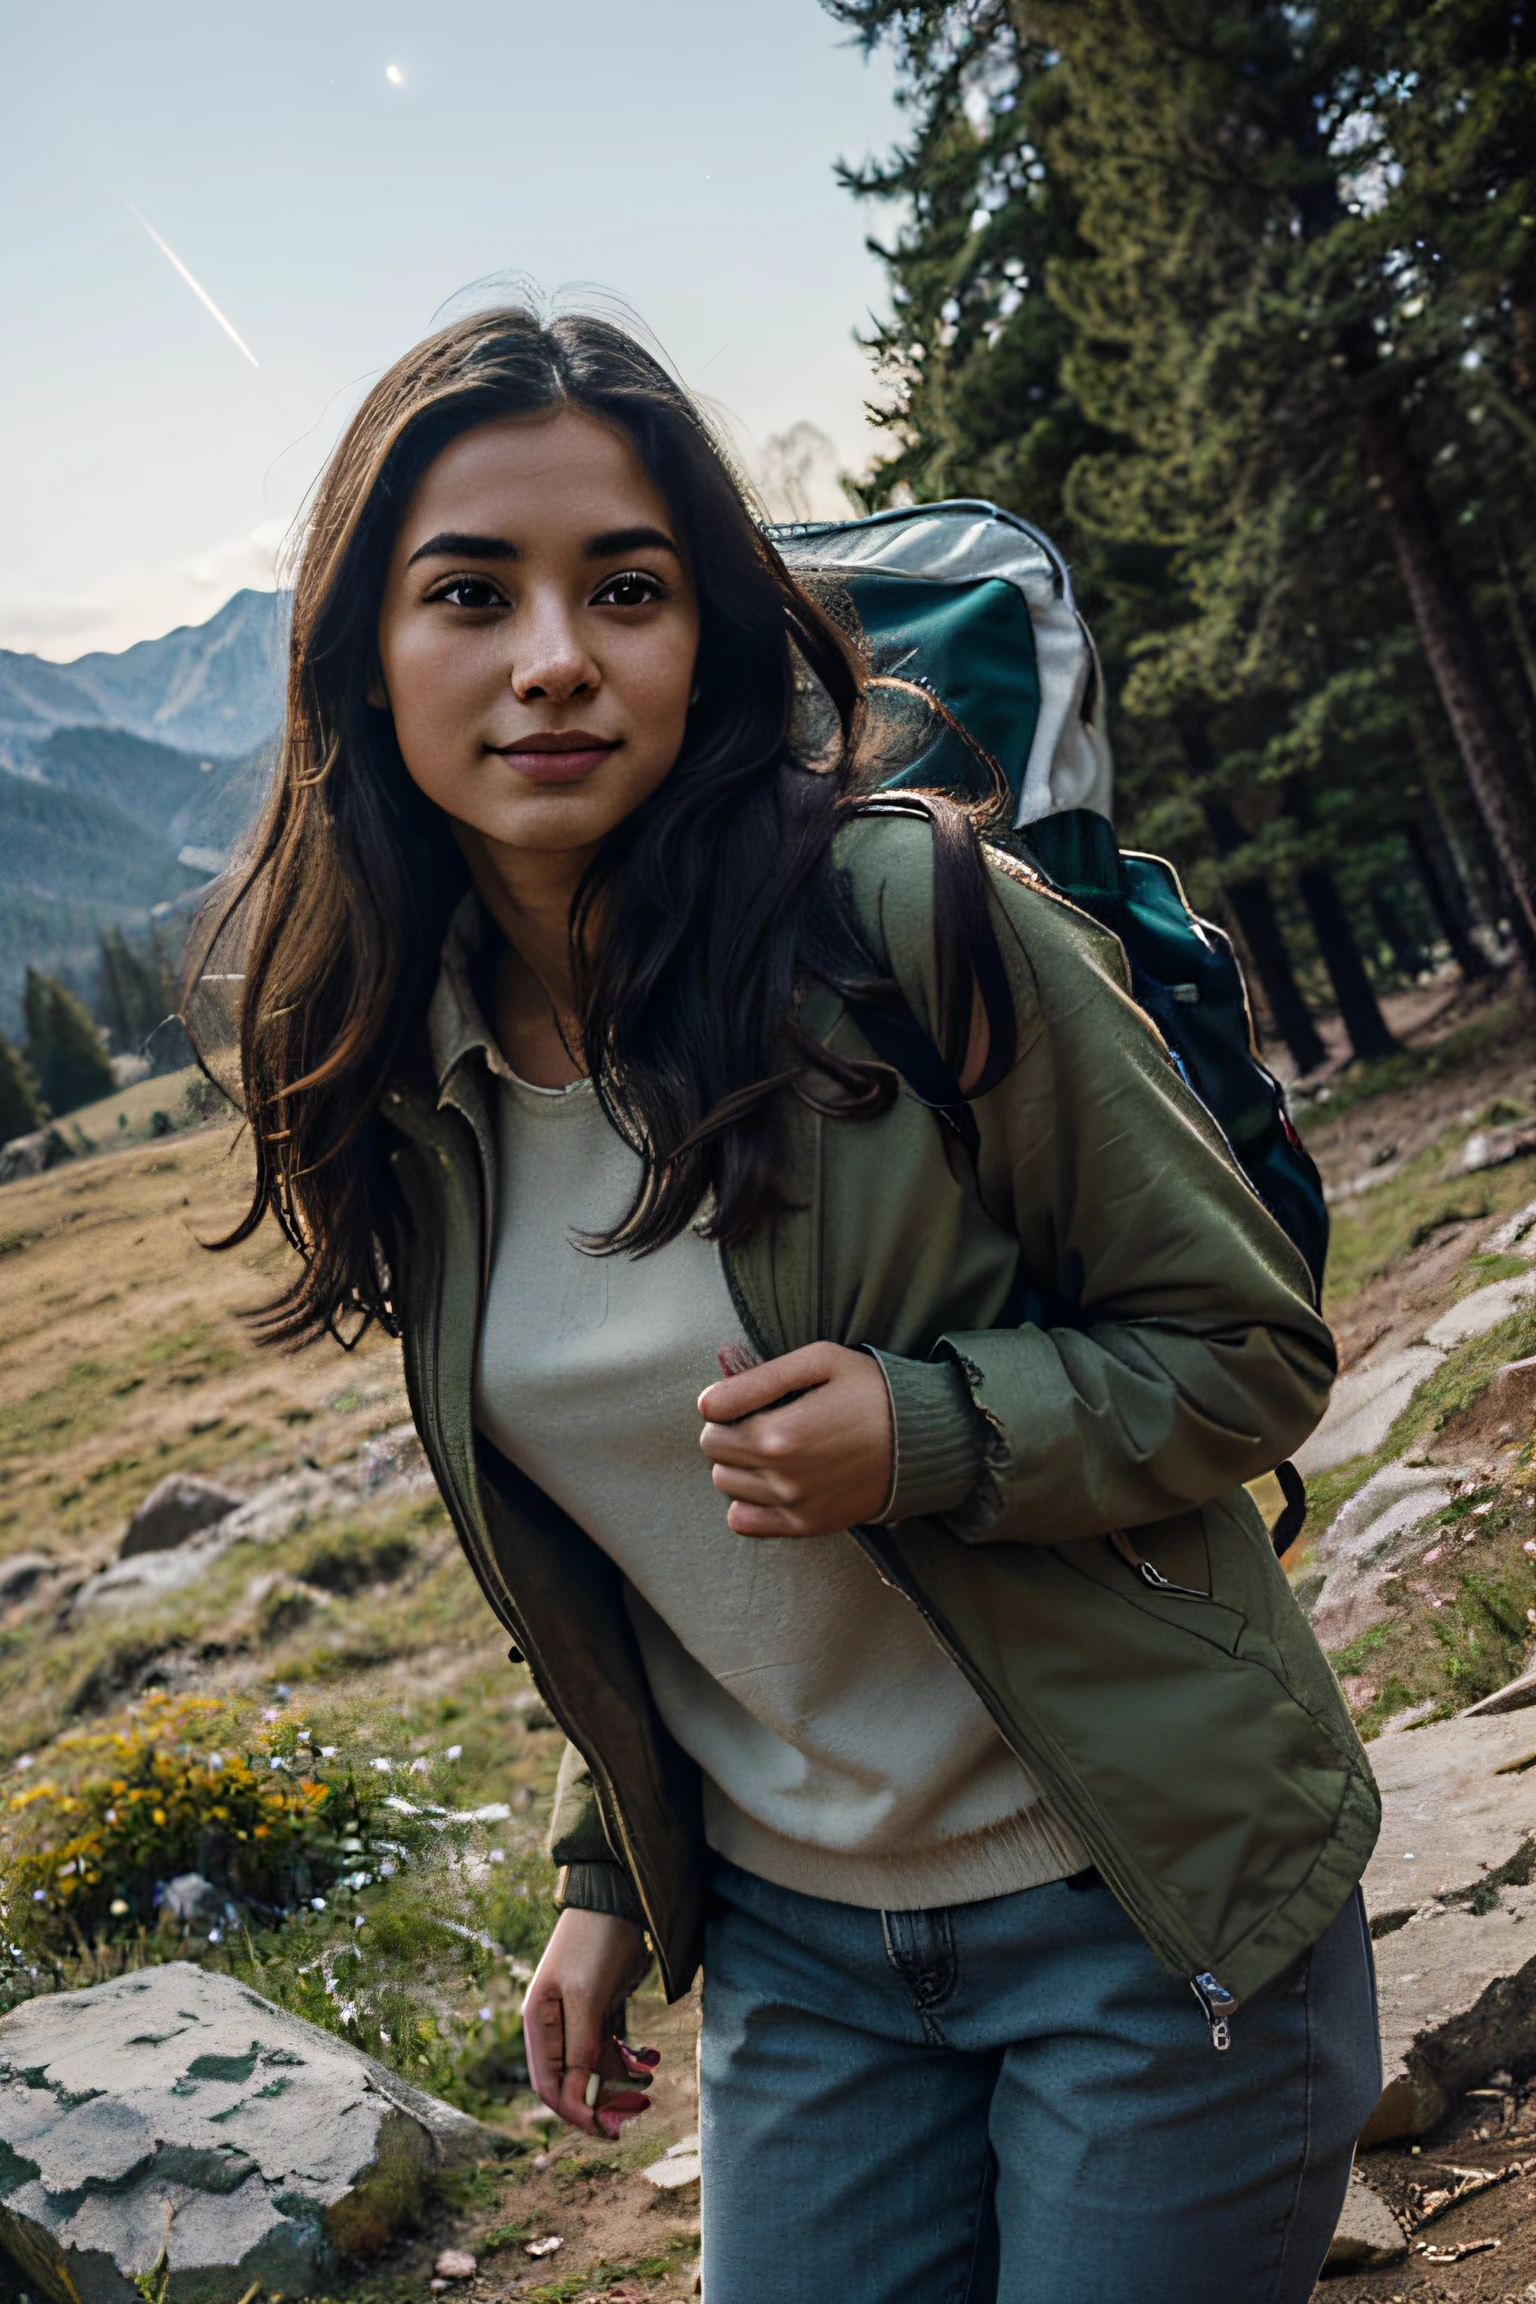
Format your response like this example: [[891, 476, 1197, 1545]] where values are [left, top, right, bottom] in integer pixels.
[[698, 1341, 894, 1536], [521, 1909, 659, 2137]]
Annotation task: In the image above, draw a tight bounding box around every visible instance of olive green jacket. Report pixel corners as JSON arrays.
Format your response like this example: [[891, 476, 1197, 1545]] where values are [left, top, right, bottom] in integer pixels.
[[380, 813, 1378, 2017]]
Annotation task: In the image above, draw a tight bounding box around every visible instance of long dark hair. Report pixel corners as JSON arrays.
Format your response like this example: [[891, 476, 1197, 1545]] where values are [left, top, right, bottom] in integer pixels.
[[205, 306, 1013, 1342]]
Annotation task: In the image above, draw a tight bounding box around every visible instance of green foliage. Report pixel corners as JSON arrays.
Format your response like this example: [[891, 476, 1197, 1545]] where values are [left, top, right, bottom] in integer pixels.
[[1, 1693, 386, 1952], [826, 0, 1536, 1043], [96, 926, 175, 1056], [23, 967, 114, 1117], [0, 1686, 562, 2109], [0, 1034, 43, 1142]]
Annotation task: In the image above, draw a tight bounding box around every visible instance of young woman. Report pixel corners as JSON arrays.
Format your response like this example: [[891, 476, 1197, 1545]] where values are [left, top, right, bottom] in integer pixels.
[[210, 307, 1381, 2303]]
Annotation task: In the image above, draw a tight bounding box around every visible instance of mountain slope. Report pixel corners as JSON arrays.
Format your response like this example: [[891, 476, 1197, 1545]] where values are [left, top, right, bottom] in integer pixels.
[[28, 726, 214, 843], [0, 769, 207, 1033], [0, 590, 288, 760], [0, 770, 203, 909], [27, 725, 272, 861]]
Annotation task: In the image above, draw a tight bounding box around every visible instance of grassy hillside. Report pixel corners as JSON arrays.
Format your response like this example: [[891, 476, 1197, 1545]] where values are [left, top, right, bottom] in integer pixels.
[[0, 1093, 704, 2301]]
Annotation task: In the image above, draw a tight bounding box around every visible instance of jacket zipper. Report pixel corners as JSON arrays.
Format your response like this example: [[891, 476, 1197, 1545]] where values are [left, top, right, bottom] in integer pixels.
[[1191, 1972, 1236, 2051], [1108, 1529, 1212, 1603]]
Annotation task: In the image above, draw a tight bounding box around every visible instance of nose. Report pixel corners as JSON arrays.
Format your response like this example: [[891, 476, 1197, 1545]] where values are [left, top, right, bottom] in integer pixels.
[[509, 586, 600, 705]]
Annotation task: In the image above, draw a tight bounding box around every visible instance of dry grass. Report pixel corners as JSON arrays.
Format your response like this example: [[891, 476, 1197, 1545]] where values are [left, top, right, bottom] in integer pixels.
[[0, 1111, 701, 2299]]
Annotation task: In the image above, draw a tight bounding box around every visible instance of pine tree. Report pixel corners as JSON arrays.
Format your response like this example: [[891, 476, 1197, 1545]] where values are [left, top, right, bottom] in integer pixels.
[[0, 1037, 42, 1144], [97, 926, 175, 1054], [827, 0, 1530, 1047], [23, 969, 115, 1117]]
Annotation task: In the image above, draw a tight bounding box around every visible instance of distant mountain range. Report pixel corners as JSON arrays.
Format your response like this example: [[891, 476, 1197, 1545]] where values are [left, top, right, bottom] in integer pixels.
[[0, 592, 289, 1036], [0, 589, 288, 764]]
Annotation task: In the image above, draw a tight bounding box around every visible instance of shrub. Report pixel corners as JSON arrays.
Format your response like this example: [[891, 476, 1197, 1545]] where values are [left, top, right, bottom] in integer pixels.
[[3, 1694, 383, 1948]]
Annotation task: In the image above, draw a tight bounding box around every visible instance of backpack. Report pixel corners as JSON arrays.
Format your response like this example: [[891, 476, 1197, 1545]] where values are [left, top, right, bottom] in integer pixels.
[[771, 499, 1325, 1549]]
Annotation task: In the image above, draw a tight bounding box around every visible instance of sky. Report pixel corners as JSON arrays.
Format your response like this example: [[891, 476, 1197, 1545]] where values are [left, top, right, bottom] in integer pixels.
[[0, 1, 906, 661]]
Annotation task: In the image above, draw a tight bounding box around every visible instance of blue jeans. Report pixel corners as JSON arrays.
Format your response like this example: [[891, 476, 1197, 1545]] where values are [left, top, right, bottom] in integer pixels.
[[698, 1859, 1380, 2304]]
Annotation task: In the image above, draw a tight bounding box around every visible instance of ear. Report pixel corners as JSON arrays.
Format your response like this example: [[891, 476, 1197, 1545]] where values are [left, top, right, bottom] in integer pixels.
[[366, 656, 391, 712]]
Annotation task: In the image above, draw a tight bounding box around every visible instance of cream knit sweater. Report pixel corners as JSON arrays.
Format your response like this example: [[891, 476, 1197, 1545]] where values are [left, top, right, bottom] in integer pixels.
[[473, 1066, 1086, 1911]]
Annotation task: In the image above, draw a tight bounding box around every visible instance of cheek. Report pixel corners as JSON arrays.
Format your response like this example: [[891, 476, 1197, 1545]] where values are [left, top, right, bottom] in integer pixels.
[[617, 623, 698, 753], [380, 627, 490, 781]]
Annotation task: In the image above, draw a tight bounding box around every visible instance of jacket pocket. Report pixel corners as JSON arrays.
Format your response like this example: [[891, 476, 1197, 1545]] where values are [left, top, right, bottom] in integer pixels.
[[882, 1519, 1365, 1989]]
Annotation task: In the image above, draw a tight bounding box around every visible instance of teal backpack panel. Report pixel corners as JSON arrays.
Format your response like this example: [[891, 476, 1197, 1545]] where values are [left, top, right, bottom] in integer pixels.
[[844, 571, 1041, 810]]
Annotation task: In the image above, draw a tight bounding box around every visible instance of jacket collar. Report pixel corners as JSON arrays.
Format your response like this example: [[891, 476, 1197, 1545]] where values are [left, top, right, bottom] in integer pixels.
[[427, 890, 519, 1096]]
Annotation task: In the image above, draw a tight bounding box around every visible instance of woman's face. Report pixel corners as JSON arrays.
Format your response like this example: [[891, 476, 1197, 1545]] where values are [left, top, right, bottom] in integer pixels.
[[376, 406, 700, 867]]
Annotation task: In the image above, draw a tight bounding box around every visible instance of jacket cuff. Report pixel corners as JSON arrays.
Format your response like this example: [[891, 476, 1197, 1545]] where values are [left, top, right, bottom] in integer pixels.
[[555, 1860, 645, 1925], [863, 1348, 988, 1522]]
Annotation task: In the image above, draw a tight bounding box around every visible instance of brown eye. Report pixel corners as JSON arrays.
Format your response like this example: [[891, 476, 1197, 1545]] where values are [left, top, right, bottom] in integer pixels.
[[435, 575, 506, 609], [593, 570, 664, 608]]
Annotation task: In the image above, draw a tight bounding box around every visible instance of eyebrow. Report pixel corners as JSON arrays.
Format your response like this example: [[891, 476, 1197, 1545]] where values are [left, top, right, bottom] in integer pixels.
[[405, 523, 681, 569]]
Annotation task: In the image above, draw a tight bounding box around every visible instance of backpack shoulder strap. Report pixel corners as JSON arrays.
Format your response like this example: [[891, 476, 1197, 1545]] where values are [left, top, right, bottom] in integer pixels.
[[839, 990, 981, 1167]]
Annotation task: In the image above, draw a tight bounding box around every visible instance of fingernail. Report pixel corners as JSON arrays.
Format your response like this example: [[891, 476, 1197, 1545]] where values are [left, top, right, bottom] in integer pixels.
[[584, 2071, 601, 2108]]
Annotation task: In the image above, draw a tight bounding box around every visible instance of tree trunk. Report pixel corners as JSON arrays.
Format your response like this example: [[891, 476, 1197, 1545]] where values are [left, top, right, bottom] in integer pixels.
[[1401, 815, 1492, 982], [1294, 864, 1398, 1059], [1180, 721, 1329, 1073], [1361, 391, 1536, 976], [1223, 876, 1328, 1072], [1370, 889, 1428, 982], [1283, 780, 1399, 1059]]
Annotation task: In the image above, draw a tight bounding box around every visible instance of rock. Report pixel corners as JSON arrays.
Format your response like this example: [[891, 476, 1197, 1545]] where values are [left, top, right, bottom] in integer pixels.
[[1363, 1709, 1536, 1913], [1426, 1274, 1536, 1350], [215, 1468, 346, 1547], [1304, 1462, 1455, 1650], [1463, 1662, 1536, 1718], [158, 1877, 220, 1928], [71, 1532, 244, 1618], [433, 2250, 476, 2279], [1323, 2170, 1406, 2270], [73, 1442, 434, 1620], [120, 1476, 245, 1561], [1356, 1709, 1536, 2143], [1293, 1347, 1446, 1477], [73, 1472, 346, 1618], [1460, 1124, 1536, 1175], [1486, 1198, 1536, 1256], [0, 1555, 56, 1604], [641, 2135, 701, 2191], [0, 1962, 490, 2304], [1433, 1355, 1536, 1457], [0, 1130, 75, 1186], [1362, 1887, 1536, 2143], [335, 1424, 433, 1501]]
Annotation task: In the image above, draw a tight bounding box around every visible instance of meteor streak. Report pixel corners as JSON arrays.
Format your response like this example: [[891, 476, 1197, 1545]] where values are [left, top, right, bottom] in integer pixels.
[[130, 206, 259, 368]]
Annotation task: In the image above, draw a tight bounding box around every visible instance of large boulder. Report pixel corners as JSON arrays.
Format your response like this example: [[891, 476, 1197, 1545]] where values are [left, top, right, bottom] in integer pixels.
[[0, 1964, 492, 2304], [120, 1478, 245, 1561], [1359, 1709, 1536, 2143]]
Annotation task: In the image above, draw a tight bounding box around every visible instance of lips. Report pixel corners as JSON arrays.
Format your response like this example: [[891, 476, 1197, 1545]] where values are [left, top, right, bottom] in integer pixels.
[[494, 730, 619, 782]]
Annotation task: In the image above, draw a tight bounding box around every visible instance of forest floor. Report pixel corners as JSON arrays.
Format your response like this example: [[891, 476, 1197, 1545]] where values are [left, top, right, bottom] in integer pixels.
[[4, 973, 1536, 2300]]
